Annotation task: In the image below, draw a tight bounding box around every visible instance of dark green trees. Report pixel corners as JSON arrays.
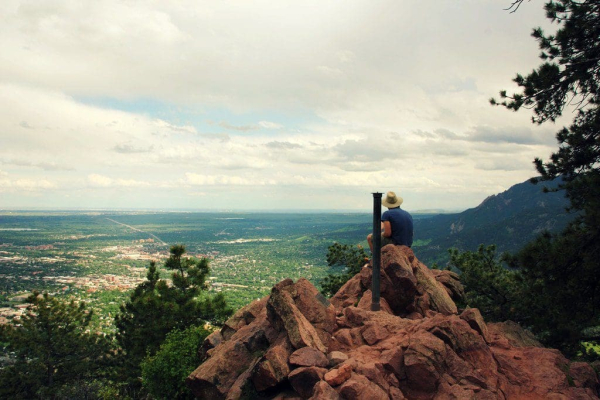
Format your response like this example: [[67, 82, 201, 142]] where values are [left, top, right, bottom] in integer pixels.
[[141, 325, 211, 399], [0, 293, 113, 399], [115, 245, 232, 388], [480, 0, 600, 355], [448, 245, 519, 322], [320, 243, 367, 297]]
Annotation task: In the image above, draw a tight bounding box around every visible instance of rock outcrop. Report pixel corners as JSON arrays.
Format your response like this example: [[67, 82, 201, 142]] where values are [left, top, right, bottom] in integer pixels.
[[187, 245, 599, 399]]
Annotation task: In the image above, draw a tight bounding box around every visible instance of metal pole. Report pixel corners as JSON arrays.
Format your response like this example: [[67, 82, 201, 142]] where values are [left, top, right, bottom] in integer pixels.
[[372, 192, 382, 311]]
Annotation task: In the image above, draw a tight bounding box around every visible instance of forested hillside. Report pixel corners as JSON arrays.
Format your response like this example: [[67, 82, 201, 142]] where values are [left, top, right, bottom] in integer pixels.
[[413, 178, 573, 265]]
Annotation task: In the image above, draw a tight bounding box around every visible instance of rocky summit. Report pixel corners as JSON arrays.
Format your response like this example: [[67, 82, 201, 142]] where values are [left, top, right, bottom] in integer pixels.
[[186, 245, 599, 399]]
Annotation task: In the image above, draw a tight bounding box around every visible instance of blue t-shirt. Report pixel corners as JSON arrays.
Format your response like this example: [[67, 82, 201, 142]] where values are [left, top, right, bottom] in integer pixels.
[[381, 207, 413, 247]]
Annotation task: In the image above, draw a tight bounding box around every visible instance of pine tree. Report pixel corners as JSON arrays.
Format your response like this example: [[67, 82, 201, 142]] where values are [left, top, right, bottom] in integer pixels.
[[320, 243, 367, 297], [448, 245, 520, 322], [0, 293, 113, 399], [114, 245, 232, 390], [141, 325, 210, 400], [488, 0, 600, 355]]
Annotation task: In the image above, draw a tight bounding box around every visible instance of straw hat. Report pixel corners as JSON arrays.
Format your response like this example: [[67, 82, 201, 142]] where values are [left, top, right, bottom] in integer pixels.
[[382, 191, 403, 208]]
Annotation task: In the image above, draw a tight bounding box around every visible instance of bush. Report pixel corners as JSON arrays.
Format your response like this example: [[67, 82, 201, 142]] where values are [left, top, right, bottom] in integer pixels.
[[141, 325, 211, 400]]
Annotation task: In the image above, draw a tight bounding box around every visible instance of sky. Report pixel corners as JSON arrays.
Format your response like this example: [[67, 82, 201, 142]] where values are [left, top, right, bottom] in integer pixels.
[[0, 1, 565, 212]]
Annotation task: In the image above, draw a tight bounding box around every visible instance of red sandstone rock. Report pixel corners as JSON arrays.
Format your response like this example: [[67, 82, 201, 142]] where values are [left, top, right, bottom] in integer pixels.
[[357, 289, 394, 314], [339, 372, 389, 399], [487, 320, 542, 348], [570, 362, 599, 393], [330, 273, 363, 309], [324, 363, 352, 386], [431, 269, 465, 301], [288, 366, 327, 398], [381, 245, 418, 312], [188, 254, 600, 400], [289, 346, 328, 368], [221, 296, 269, 340], [327, 350, 348, 367], [251, 334, 293, 392], [460, 307, 490, 343], [361, 321, 390, 345], [402, 331, 448, 395], [200, 330, 223, 359], [284, 278, 336, 343], [412, 261, 458, 315], [187, 316, 272, 399], [493, 346, 597, 399], [267, 284, 326, 352], [309, 381, 340, 400]]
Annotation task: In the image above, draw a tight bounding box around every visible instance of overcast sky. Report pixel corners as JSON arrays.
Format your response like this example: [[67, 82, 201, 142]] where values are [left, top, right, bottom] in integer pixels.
[[0, 1, 564, 212]]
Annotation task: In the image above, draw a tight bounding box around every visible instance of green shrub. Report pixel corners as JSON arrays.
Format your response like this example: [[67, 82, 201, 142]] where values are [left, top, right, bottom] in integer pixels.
[[141, 325, 211, 400]]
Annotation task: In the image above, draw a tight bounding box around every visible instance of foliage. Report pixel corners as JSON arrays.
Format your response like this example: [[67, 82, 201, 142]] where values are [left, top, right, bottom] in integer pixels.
[[506, 228, 600, 354], [452, 237, 600, 357], [448, 245, 519, 322], [0, 292, 114, 399], [114, 245, 232, 391], [488, 0, 600, 358], [141, 325, 210, 400], [320, 242, 367, 297]]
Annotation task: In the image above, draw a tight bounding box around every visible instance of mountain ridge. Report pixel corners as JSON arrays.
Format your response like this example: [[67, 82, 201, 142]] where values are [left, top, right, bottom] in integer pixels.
[[413, 178, 574, 265]]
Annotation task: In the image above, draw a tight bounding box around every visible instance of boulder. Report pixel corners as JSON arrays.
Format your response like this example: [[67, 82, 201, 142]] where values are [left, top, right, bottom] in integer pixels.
[[338, 373, 389, 399], [324, 363, 352, 387], [251, 334, 293, 392], [327, 350, 348, 367], [288, 366, 327, 398], [309, 380, 340, 400], [187, 318, 272, 399], [289, 347, 328, 368], [460, 307, 490, 343], [267, 282, 326, 352], [412, 261, 458, 315], [431, 269, 465, 301], [380, 245, 418, 312], [488, 320, 542, 348], [221, 296, 268, 340], [188, 251, 599, 400]]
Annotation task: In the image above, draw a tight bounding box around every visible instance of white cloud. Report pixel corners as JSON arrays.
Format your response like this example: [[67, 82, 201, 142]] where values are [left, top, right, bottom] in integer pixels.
[[0, 175, 57, 191], [258, 121, 283, 130], [88, 174, 150, 188], [0, 1, 560, 210]]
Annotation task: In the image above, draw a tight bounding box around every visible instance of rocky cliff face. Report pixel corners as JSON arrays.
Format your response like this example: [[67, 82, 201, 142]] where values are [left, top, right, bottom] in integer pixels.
[[187, 245, 599, 399]]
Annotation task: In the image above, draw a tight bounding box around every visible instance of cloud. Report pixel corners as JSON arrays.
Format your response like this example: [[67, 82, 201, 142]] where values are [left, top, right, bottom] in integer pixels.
[[155, 121, 198, 135], [198, 132, 230, 142], [184, 172, 274, 186], [0, 174, 57, 191], [218, 121, 258, 131], [0, 1, 557, 210], [333, 137, 402, 162], [474, 158, 528, 172], [266, 141, 302, 150], [466, 126, 554, 145], [1, 158, 75, 171], [113, 144, 154, 154], [87, 174, 150, 188], [258, 121, 283, 129]]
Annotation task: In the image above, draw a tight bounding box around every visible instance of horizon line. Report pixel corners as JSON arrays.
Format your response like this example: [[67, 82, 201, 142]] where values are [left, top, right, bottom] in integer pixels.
[[0, 207, 465, 214]]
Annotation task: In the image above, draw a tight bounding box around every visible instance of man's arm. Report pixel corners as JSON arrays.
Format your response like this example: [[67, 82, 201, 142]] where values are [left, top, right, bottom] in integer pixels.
[[382, 221, 392, 237]]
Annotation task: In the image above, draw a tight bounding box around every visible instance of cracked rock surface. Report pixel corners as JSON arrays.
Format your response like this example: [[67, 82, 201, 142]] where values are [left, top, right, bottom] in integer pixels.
[[187, 245, 599, 399]]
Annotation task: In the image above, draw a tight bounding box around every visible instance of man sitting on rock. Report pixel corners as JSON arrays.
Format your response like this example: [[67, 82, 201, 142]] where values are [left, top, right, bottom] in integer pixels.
[[367, 191, 413, 253]]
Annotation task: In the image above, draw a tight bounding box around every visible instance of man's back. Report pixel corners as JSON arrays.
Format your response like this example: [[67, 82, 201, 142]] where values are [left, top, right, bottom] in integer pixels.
[[382, 207, 413, 247]]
